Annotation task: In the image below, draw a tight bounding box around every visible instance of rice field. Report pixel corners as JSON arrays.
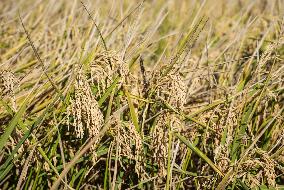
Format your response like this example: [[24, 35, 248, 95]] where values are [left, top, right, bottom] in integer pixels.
[[0, 0, 283, 189]]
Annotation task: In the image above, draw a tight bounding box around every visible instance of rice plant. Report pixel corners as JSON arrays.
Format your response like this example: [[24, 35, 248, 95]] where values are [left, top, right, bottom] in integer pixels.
[[0, 0, 283, 189]]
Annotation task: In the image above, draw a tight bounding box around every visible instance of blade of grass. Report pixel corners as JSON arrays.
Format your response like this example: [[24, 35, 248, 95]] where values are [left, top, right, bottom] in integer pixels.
[[124, 87, 140, 133], [174, 133, 224, 177], [163, 101, 214, 132], [166, 129, 173, 190], [0, 98, 15, 115], [38, 146, 75, 189], [164, 16, 208, 76], [0, 98, 28, 153], [103, 153, 110, 190], [98, 76, 120, 106], [105, 87, 116, 121]]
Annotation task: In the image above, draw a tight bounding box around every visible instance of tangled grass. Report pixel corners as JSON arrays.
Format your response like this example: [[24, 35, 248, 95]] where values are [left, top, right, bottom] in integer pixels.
[[0, 0, 283, 189]]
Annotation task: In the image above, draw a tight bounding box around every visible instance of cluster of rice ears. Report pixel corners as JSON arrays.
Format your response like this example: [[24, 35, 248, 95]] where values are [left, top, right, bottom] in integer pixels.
[[0, 0, 283, 189]]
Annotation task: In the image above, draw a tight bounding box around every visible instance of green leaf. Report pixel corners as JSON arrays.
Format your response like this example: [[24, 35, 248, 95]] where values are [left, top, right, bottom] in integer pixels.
[[175, 133, 224, 177], [0, 99, 14, 116], [125, 89, 140, 133], [0, 98, 28, 153], [0, 163, 13, 182], [98, 76, 120, 107]]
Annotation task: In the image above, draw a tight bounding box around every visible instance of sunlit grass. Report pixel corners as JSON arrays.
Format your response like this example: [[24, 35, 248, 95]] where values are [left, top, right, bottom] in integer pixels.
[[0, 0, 283, 189]]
